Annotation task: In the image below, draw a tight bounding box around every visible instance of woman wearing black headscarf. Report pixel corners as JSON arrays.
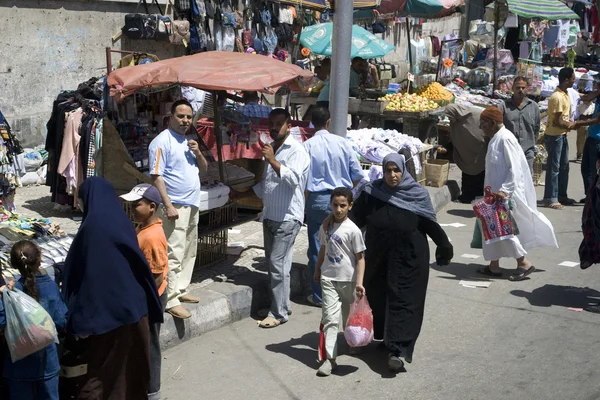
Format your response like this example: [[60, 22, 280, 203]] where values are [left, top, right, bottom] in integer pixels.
[[351, 153, 453, 373], [60, 177, 163, 399]]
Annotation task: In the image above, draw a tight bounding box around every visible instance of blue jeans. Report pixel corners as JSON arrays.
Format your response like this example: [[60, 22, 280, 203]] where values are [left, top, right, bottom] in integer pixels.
[[581, 137, 600, 196], [263, 219, 301, 321], [306, 191, 332, 303], [543, 135, 570, 203], [8, 375, 59, 400]]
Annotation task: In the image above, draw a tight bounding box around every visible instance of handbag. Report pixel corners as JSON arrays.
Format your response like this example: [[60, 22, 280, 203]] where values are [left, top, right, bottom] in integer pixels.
[[170, 20, 191, 45], [472, 186, 519, 244], [205, 0, 216, 19], [222, 12, 236, 27], [122, 0, 171, 41]]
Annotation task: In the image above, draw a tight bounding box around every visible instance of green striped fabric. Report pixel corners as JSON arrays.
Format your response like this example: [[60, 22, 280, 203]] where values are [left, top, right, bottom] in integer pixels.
[[506, 0, 579, 20]]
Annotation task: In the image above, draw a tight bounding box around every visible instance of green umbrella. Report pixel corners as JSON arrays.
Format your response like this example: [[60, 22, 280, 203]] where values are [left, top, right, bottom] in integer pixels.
[[299, 22, 395, 58]]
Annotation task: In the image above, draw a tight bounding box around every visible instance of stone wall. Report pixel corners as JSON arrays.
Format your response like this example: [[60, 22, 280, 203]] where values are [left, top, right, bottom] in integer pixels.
[[0, 0, 184, 147]]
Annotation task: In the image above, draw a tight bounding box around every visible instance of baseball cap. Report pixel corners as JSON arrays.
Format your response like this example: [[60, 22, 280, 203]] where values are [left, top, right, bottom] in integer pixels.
[[120, 184, 162, 205]]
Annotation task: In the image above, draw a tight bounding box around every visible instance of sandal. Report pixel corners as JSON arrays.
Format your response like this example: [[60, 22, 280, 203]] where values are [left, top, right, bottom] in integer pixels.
[[509, 266, 536, 281], [546, 203, 565, 210], [259, 316, 285, 328], [477, 266, 503, 278]]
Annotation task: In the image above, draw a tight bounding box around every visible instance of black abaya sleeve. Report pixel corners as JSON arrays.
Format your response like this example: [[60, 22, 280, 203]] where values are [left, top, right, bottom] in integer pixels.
[[419, 217, 453, 265], [350, 192, 369, 229]]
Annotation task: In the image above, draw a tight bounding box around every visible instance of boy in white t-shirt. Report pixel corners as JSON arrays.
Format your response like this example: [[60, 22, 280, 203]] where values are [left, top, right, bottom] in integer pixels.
[[314, 187, 366, 377]]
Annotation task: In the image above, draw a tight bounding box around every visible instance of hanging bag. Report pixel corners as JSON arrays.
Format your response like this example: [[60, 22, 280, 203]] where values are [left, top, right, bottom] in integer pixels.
[[170, 20, 191, 46], [472, 186, 519, 245], [3, 289, 59, 362]]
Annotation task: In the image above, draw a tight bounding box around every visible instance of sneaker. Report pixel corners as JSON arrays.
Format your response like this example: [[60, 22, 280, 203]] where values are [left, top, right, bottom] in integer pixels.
[[166, 305, 191, 319], [580, 198, 587, 204], [576, 154, 583, 163], [317, 359, 337, 376], [388, 353, 404, 373], [306, 294, 322, 307]]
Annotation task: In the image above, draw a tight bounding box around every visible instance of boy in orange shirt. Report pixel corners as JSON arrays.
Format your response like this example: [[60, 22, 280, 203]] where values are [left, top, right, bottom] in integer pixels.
[[121, 184, 168, 400]]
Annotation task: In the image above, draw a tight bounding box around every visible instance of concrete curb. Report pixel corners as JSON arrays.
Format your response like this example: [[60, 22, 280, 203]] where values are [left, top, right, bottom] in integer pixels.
[[160, 183, 457, 350]]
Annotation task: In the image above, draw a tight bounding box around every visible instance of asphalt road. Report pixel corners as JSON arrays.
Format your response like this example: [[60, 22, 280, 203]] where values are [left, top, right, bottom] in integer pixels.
[[161, 135, 600, 400]]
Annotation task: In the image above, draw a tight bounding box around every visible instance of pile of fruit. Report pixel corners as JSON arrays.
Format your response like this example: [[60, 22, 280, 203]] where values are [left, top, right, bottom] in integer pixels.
[[380, 93, 439, 113], [416, 82, 453, 101]]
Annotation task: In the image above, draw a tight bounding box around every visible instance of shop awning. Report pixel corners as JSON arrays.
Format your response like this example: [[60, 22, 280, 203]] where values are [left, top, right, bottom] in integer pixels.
[[376, 0, 463, 18], [107, 52, 314, 101], [505, 0, 580, 20], [275, 0, 381, 11]]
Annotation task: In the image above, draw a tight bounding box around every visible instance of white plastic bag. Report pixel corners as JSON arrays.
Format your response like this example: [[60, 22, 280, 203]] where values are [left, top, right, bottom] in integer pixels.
[[3, 289, 59, 362]]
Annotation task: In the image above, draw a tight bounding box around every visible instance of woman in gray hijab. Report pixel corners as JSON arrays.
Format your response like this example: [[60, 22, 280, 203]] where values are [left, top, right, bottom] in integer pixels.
[[441, 103, 488, 203], [350, 153, 453, 373]]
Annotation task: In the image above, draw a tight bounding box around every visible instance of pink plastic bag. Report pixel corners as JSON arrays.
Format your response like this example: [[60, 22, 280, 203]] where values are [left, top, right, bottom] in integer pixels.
[[344, 296, 374, 347]]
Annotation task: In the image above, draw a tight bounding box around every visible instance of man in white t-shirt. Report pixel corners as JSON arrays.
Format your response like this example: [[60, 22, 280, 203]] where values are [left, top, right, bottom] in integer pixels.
[[314, 187, 366, 377], [149, 99, 208, 319]]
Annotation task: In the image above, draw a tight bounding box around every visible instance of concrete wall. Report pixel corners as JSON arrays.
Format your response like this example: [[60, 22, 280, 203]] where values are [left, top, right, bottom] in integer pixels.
[[0, 0, 185, 147]]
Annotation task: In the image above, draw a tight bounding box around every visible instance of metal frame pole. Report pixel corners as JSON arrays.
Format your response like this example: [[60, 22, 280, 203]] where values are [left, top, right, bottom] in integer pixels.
[[329, 0, 353, 137]]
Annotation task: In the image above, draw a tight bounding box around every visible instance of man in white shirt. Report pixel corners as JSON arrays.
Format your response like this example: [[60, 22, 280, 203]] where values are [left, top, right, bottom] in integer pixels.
[[149, 99, 208, 319], [253, 108, 310, 328]]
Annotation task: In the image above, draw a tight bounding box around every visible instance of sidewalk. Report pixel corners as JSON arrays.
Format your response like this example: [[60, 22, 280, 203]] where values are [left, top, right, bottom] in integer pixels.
[[12, 169, 459, 351]]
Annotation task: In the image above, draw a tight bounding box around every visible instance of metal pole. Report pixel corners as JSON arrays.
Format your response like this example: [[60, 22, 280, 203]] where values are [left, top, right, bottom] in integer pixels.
[[406, 20, 413, 74], [493, 0, 499, 92], [212, 91, 225, 182], [329, 0, 353, 137]]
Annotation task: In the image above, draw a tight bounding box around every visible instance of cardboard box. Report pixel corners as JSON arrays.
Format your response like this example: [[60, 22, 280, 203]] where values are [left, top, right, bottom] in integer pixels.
[[424, 159, 449, 188]]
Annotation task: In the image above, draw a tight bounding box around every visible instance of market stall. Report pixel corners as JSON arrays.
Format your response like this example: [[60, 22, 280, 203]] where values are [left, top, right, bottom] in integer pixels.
[[106, 51, 313, 266]]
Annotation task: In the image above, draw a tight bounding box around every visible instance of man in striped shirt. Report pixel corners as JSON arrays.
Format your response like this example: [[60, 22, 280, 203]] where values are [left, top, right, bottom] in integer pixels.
[[253, 108, 310, 328]]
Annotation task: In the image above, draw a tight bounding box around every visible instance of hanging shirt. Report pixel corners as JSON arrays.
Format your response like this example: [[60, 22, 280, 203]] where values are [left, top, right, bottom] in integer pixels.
[[253, 134, 310, 223], [148, 129, 201, 208], [303, 129, 365, 192]]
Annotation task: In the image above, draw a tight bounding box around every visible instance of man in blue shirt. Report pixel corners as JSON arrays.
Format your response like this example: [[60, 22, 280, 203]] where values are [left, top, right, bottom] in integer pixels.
[[580, 78, 600, 200], [149, 99, 209, 319], [303, 106, 365, 306], [236, 91, 272, 121]]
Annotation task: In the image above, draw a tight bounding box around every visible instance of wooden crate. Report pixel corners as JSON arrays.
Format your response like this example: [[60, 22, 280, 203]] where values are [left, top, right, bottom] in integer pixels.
[[358, 100, 386, 114]]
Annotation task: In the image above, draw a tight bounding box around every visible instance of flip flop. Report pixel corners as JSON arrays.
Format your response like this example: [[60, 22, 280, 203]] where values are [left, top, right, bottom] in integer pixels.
[[259, 316, 285, 328], [509, 266, 536, 281], [546, 203, 565, 210], [477, 266, 503, 278]]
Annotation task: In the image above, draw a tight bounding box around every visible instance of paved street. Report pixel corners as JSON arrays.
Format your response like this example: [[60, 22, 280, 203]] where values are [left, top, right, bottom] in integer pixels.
[[160, 137, 600, 400]]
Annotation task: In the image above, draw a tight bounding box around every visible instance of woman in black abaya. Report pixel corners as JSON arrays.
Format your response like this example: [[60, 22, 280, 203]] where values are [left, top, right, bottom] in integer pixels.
[[60, 177, 163, 399], [351, 153, 453, 372]]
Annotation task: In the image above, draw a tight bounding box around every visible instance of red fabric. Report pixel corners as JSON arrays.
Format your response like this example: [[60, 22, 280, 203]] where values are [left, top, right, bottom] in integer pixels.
[[318, 323, 327, 362], [196, 119, 314, 161], [592, 6, 600, 44]]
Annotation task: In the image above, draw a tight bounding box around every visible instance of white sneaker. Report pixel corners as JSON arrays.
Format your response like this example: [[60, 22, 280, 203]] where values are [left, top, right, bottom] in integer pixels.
[[317, 359, 337, 376]]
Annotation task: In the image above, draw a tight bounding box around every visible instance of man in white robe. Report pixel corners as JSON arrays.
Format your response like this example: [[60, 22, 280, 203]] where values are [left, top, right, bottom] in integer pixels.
[[477, 106, 558, 281]]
